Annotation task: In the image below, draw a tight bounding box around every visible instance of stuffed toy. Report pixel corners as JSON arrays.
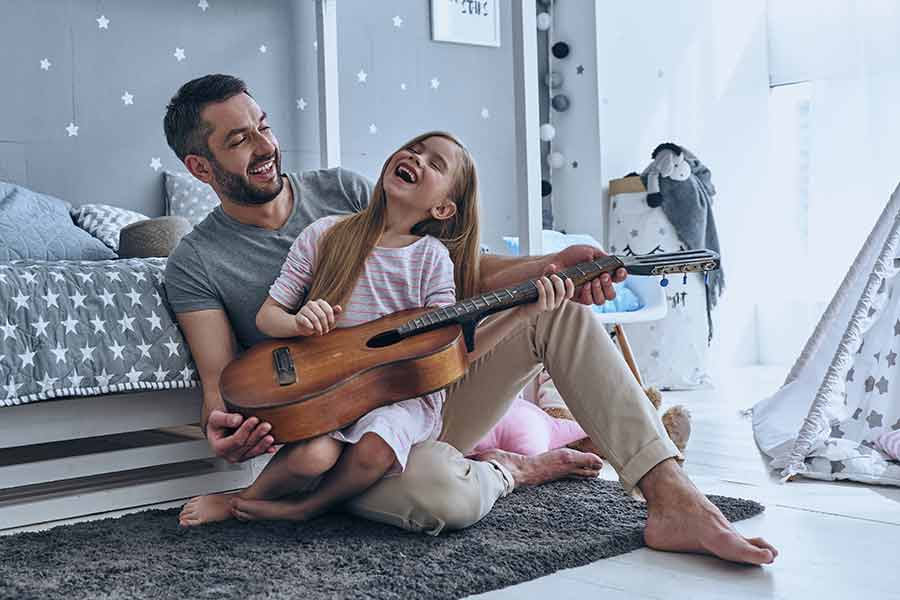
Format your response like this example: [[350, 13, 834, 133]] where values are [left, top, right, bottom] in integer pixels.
[[644, 142, 691, 208], [469, 370, 692, 461]]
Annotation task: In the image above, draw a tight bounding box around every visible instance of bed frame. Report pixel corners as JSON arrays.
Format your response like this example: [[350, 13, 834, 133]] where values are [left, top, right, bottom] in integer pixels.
[[0, 388, 257, 532]]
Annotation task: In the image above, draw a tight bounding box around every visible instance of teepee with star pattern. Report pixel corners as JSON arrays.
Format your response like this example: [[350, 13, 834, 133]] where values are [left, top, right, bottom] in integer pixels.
[[752, 184, 900, 486]]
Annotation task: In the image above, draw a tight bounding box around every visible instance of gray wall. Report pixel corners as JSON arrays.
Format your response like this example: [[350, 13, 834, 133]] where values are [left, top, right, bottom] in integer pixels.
[[1, 0, 523, 254], [334, 0, 518, 253], [0, 0, 320, 216]]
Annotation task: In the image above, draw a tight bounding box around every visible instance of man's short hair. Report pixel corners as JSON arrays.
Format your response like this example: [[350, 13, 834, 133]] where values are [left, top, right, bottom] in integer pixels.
[[164, 74, 251, 162]]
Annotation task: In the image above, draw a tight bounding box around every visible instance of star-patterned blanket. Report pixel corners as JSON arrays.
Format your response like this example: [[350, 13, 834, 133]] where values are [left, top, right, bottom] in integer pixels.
[[0, 259, 198, 407]]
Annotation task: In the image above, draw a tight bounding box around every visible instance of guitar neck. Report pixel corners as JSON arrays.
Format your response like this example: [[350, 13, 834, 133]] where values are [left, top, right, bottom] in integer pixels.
[[397, 255, 624, 337]]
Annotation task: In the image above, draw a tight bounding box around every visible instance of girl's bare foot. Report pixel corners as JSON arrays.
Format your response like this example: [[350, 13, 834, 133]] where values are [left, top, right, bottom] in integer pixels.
[[230, 497, 315, 522], [179, 492, 239, 527]]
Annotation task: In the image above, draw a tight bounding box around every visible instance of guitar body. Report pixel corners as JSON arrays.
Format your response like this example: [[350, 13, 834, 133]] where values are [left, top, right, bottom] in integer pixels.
[[220, 308, 468, 443]]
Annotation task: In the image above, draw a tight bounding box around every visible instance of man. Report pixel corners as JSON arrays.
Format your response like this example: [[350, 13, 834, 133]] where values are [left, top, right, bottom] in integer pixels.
[[164, 74, 777, 565]]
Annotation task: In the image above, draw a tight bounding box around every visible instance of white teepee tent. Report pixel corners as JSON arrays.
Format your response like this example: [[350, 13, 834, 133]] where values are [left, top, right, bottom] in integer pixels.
[[752, 185, 900, 485]]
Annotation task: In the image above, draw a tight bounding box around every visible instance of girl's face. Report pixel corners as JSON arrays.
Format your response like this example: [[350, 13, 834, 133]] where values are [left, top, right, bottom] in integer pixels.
[[383, 136, 461, 219]]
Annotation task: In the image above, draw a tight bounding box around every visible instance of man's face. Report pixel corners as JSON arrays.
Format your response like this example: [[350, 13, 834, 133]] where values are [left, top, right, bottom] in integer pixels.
[[199, 93, 283, 205]]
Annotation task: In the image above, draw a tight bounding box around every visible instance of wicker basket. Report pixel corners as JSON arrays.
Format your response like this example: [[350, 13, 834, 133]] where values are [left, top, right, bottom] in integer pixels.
[[118, 216, 192, 258]]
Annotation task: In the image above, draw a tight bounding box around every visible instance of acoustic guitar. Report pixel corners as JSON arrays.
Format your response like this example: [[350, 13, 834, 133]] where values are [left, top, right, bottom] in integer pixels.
[[220, 249, 720, 443]]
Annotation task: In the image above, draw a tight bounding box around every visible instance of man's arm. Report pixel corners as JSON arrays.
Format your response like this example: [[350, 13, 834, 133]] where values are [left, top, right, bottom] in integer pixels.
[[177, 309, 275, 463], [479, 245, 627, 305]]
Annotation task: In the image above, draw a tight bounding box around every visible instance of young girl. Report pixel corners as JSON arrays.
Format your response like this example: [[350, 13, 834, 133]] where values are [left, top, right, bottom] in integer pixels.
[[179, 131, 572, 526]]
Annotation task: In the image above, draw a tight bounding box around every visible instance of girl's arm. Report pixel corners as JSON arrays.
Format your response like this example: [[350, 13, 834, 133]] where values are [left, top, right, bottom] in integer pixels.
[[257, 296, 303, 338], [468, 274, 573, 363]]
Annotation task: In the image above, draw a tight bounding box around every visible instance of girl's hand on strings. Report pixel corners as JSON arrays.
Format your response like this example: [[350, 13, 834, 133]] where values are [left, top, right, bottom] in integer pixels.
[[517, 264, 574, 321], [296, 299, 342, 336]]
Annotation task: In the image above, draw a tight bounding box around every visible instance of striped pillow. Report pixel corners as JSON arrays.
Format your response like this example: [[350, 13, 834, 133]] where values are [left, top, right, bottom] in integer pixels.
[[70, 203, 149, 251]]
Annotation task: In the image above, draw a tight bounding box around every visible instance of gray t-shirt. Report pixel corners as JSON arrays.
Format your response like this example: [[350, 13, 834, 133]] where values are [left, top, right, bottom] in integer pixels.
[[164, 168, 372, 349]]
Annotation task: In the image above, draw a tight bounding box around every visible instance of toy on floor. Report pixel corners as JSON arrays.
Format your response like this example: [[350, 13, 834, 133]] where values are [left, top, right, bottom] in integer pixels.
[[469, 370, 691, 461]]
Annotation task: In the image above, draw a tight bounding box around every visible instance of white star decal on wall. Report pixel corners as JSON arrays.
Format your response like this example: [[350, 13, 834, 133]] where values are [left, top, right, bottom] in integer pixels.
[[61, 316, 79, 335], [50, 343, 68, 364], [66, 122, 79, 137], [369, 123, 378, 134], [12, 292, 29, 310], [1, 320, 17, 340], [174, 48, 186, 62], [109, 341, 126, 360], [150, 158, 162, 171], [96, 15, 110, 29], [80, 343, 96, 364], [400, 82, 407, 91], [136, 342, 152, 358], [31, 316, 50, 337], [19, 350, 36, 368], [357, 69, 368, 83], [392, 15, 404, 27], [43, 290, 60, 309], [481, 107, 490, 119], [40, 58, 51, 71], [198, 0, 209, 11], [3, 380, 23, 399], [430, 78, 440, 89], [259, 44, 268, 53], [121, 91, 134, 105], [296, 98, 307, 111], [69, 291, 87, 309], [37, 374, 58, 393], [125, 367, 142, 385], [67, 371, 85, 387]]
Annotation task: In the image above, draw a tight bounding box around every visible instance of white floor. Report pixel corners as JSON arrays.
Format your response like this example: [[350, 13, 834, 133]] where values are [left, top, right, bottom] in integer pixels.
[[472, 367, 900, 600], [5, 367, 900, 599]]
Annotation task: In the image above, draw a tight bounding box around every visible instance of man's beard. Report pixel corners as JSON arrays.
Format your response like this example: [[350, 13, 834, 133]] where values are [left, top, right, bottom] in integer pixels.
[[209, 151, 284, 205]]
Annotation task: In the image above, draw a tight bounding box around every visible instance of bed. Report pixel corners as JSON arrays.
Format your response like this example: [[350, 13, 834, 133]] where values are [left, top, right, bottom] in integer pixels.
[[0, 181, 255, 532]]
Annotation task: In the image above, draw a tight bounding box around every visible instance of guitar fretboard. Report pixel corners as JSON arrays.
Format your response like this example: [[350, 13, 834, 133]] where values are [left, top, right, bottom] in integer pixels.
[[396, 255, 623, 337]]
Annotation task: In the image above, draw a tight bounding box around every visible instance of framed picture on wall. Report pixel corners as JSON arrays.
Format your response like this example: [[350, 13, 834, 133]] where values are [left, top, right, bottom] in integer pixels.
[[430, 0, 501, 47]]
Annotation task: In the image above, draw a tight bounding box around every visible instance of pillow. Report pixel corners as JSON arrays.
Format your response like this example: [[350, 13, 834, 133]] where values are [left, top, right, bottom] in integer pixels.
[[163, 171, 219, 226], [0, 182, 117, 261], [70, 203, 149, 251]]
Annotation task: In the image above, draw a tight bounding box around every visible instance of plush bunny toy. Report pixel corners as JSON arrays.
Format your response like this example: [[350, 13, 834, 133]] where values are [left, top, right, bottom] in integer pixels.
[[645, 142, 691, 208]]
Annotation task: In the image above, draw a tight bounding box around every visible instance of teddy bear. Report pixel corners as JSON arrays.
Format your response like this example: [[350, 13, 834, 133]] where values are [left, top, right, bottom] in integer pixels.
[[468, 368, 691, 462]]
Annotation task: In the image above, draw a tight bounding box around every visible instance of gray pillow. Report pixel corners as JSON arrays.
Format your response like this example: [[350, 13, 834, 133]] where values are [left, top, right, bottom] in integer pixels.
[[0, 182, 117, 261], [70, 203, 149, 251], [163, 171, 220, 226]]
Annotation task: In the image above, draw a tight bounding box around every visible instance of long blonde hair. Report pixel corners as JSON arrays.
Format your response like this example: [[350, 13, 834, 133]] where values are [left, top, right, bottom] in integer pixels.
[[305, 131, 481, 308]]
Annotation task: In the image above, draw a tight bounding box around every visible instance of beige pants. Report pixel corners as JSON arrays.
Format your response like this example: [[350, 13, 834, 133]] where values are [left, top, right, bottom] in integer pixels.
[[344, 301, 680, 535]]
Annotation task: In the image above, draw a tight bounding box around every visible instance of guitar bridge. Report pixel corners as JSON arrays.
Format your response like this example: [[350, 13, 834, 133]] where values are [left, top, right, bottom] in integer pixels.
[[272, 347, 297, 386]]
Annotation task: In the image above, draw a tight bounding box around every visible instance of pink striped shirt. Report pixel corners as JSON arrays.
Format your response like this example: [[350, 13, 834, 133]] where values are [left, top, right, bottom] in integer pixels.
[[268, 215, 456, 472]]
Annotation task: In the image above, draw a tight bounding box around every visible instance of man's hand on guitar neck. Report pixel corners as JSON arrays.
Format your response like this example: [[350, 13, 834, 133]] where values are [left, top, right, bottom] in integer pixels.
[[206, 409, 277, 463], [551, 244, 627, 306]]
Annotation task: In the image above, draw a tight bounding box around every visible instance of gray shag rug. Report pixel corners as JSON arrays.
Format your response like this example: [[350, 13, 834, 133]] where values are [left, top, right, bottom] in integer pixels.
[[0, 479, 764, 600]]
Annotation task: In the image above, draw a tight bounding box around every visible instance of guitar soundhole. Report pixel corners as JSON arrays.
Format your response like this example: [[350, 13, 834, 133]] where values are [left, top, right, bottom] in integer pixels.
[[366, 329, 403, 348]]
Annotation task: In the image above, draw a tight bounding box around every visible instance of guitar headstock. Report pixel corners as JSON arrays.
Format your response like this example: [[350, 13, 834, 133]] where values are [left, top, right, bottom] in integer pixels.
[[618, 249, 720, 276]]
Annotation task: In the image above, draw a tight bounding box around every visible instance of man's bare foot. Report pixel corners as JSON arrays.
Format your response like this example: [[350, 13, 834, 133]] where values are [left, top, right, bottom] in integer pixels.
[[472, 448, 603, 488], [179, 492, 238, 527], [230, 497, 316, 522], [640, 459, 778, 565]]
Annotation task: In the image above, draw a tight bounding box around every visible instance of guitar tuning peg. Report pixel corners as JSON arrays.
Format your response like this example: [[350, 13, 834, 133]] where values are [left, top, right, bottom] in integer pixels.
[[704, 272, 709, 285], [660, 276, 669, 288], [683, 273, 688, 285]]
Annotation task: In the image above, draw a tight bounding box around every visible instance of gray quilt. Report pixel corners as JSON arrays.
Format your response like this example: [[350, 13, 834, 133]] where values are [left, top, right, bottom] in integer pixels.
[[0, 259, 199, 407]]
